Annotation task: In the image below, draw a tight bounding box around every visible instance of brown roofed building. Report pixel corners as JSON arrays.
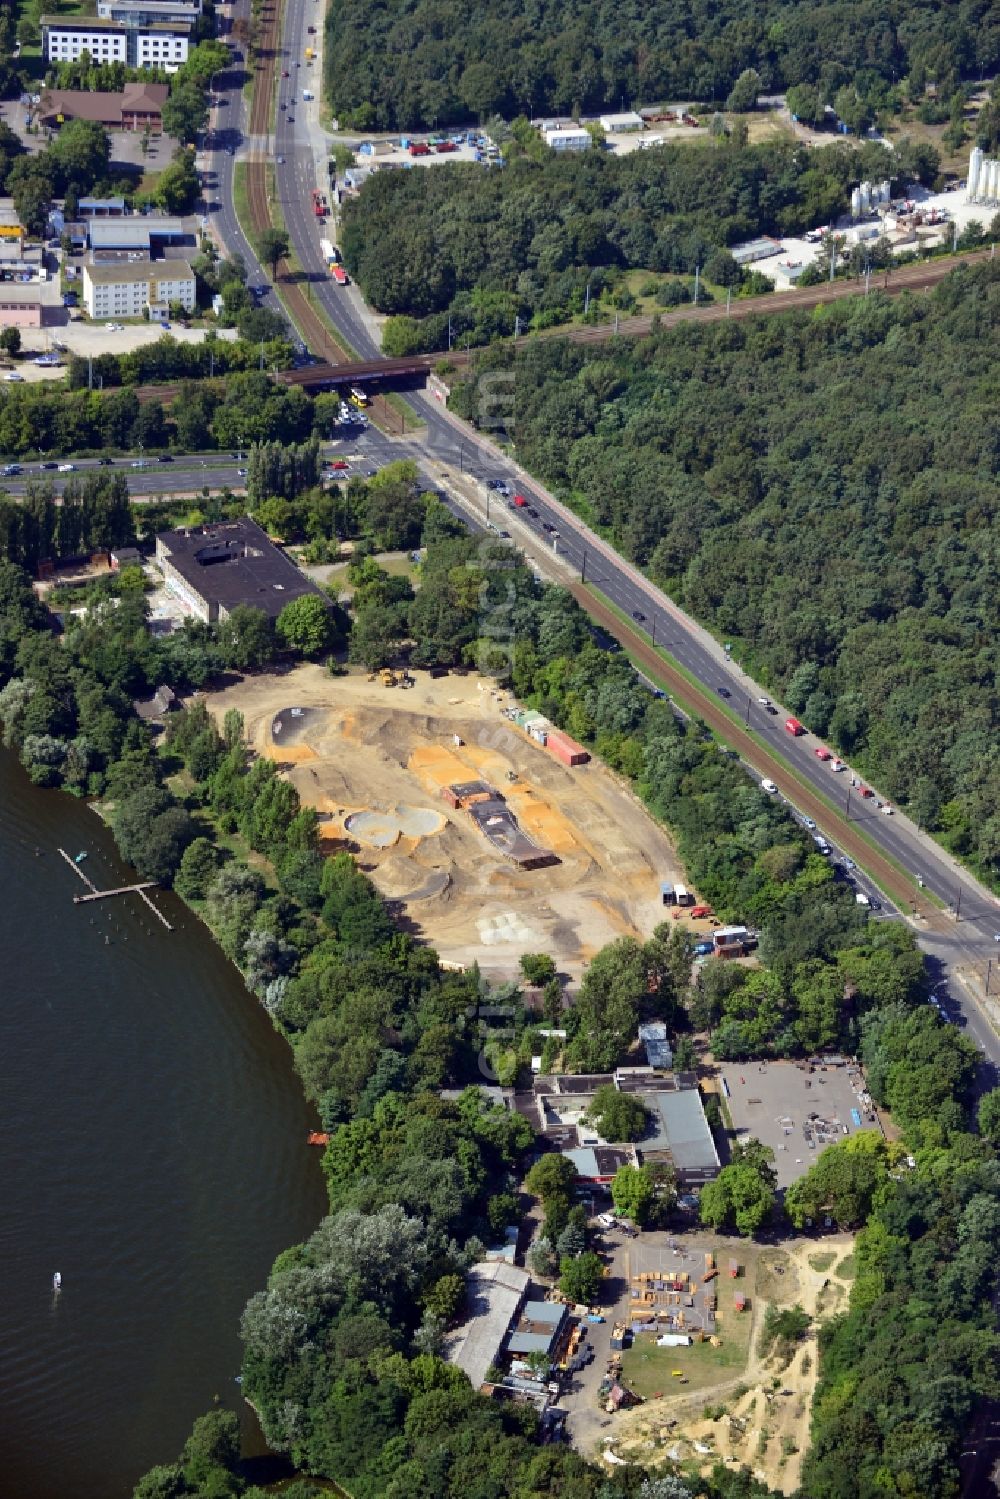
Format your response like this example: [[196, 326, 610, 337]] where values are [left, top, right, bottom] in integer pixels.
[[38, 82, 168, 131]]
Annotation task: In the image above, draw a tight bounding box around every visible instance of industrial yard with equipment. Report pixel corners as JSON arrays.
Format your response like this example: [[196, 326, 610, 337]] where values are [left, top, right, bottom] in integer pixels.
[[206, 663, 689, 977]]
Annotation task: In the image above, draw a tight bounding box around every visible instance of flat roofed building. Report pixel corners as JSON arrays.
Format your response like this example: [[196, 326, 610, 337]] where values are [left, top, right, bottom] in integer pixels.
[[82, 257, 195, 318], [507, 1299, 566, 1358], [599, 111, 645, 132], [541, 125, 591, 152], [42, 16, 189, 68], [444, 1262, 530, 1390], [89, 216, 185, 252], [98, 0, 201, 24], [154, 516, 331, 623], [78, 197, 127, 217]]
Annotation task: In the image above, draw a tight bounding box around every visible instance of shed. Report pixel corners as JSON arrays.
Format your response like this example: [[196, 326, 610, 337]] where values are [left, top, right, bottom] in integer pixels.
[[599, 112, 644, 132]]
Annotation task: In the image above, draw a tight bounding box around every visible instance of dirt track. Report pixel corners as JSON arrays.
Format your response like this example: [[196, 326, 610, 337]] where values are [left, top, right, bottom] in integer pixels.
[[571, 585, 934, 924]]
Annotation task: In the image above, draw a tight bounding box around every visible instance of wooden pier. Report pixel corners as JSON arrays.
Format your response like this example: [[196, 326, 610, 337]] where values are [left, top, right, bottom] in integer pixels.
[[57, 847, 173, 931]]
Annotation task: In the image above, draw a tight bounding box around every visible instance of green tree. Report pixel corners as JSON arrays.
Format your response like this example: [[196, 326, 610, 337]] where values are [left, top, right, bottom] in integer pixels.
[[218, 605, 275, 671], [112, 786, 196, 884], [559, 1249, 604, 1305], [524, 1152, 577, 1202], [257, 228, 290, 280], [584, 1084, 649, 1143], [726, 68, 762, 112], [611, 1163, 655, 1224], [700, 1139, 777, 1237], [173, 836, 219, 900], [162, 82, 209, 144], [785, 1132, 890, 1230], [155, 148, 200, 213], [978, 1089, 1000, 1146], [276, 594, 333, 657], [519, 952, 557, 986], [0, 326, 20, 357]]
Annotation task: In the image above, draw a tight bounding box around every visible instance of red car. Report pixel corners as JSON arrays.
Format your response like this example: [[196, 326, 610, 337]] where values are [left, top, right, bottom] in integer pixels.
[[513, 493, 527, 506], [859, 786, 875, 799], [328, 459, 349, 470], [815, 747, 832, 761]]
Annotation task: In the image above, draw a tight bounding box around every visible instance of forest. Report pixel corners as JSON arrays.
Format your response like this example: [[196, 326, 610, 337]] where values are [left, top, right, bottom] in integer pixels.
[[452, 261, 1000, 889], [1, 463, 997, 1495], [340, 133, 930, 350], [323, 0, 1000, 130]]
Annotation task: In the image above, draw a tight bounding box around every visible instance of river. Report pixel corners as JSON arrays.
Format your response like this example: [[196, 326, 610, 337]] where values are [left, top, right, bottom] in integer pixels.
[[0, 750, 327, 1499]]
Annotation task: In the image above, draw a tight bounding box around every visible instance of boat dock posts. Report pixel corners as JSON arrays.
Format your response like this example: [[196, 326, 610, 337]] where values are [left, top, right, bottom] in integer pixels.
[[56, 847, 173, 931]]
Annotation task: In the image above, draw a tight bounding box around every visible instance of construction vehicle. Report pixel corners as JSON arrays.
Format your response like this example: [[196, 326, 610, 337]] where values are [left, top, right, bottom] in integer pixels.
[[379, 668, 397, 687], [399, 671, 415, 689], [505, 770, 518, 782]]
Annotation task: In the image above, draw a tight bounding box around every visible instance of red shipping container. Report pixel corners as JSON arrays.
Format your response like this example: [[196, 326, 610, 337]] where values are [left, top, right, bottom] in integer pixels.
[[546, 730, 590, 767]]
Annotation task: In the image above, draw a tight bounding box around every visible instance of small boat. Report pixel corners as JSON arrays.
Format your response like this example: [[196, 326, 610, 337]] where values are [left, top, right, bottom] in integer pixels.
[[74, 852, 87, 864], [52, 1272, 62, 1291], [306, 1131, 330, 1147]]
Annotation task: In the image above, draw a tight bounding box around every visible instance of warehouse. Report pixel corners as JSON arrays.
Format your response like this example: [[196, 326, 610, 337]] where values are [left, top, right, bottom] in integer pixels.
[[444, 1262, 530, 1390]]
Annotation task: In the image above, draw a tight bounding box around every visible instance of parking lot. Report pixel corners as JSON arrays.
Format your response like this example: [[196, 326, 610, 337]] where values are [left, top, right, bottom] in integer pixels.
[[720, 1059, 882, 1188]]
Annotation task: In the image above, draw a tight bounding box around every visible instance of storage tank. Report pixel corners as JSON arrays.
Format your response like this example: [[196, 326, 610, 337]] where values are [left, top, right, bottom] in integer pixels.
[[968, 147, 983, 200], [850, 187, 862, 218]]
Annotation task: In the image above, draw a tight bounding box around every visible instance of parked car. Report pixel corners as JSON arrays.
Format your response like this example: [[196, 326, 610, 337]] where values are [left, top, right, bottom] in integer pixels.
[[761, 778, 778, 793]]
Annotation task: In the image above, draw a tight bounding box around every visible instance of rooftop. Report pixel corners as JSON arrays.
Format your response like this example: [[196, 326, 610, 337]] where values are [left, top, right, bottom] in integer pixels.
[[641, 1088, 721, 1174], [444, 1262, 530, 1390], [156, 517, 330, 621], [41, 14, 191, 29], [85, 257, 194, 283], [39, 84, 168, 126]]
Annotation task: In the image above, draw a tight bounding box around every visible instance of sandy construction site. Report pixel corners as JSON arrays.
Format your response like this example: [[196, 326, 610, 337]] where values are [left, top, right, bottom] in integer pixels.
[[208, 665, 687, 978]]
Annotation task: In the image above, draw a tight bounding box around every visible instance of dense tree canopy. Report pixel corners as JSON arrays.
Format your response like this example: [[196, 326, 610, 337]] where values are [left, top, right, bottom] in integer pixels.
[[324, 0, 1000, 130], [455, 262, 1000, 888]]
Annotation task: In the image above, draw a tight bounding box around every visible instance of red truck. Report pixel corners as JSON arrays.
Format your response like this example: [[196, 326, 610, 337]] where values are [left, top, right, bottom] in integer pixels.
[[785, 717, 805, 736], [330, 265, 349, 285], [409, 142, 430, 157]]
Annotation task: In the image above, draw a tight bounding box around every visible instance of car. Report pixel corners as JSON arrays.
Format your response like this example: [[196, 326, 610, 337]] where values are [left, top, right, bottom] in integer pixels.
[[694, 940, 715, 955], [757, 695, 771, 706], [58, 462, 75, 472], [131, 460, 148, 470], [881, 804, 894, 815], [282, 69, 289, 76], [717, 686, 731, 698], [761, 778, 778, 794], [276, 155, 285, 164], [841, 857, 856, 872], [869, 897, 882, 911], [3, 371, 23, 382], [287, 115, 294, 122], [801, 816, 816, 830], [812, 835, 831, 854], [365, 468, 377, 477], [39, 461, 57, 470], [855, 892, 871, 907], [98, 456, 114, 465], [157, 453, 173, 463], [227, 146, 235, 155], [307, 22, 316, 30], [631, 609, 646, 622], [765, 703, 779, 715], [526, 506, 539, 517], [329, 459, 349, 469], [498, 529, 511, 539], [1, 463, 20, 475], [859, 786, 875, 799], [831, 757, 845, 771], [815, 747, 832, 761], [237, 467, 247, 477], [542, 521, 554, 532]]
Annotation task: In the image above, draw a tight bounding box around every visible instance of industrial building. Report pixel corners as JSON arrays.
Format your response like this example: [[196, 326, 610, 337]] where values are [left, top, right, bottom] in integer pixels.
[[513, 1068, 720, 1186], [444, 1262, 531, 1390], [82, 258, 195, 319], [37, 83, 168, 131], [155, 517, 330, 623], [730, 235, 784, 265], [599, 112, 644, 133], [41, 15, 190, 69], [88, 216, 188, 254], [507, 1300, 567, 1360]]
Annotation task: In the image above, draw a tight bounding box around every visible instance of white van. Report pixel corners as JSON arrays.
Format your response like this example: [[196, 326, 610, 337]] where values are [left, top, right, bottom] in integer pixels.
[[855, 892, 871, 907], [761, 778, 777, 794]]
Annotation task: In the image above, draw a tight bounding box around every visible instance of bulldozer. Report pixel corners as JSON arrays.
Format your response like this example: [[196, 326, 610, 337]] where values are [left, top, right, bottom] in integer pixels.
[[379, 668, 398, 687]]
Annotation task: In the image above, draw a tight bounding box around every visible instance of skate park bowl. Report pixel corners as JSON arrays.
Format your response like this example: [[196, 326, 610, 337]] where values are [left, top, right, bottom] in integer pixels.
[[271, 707, 316, 745], [343, 804, 446, 848], [394, 803, 447, 837], [344, 811, 402, 848]]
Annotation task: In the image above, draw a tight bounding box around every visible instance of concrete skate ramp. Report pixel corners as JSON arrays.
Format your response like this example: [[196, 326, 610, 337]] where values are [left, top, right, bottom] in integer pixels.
[[395, 803, 446, 837], [344, 811, 401, 848]]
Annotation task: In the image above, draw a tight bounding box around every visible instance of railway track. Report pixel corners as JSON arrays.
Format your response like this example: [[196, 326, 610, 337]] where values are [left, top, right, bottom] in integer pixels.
[[132, 246, 995, 406]]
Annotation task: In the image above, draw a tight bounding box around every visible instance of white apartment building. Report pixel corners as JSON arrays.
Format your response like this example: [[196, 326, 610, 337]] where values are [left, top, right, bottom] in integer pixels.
[[42, 16, 190, 69], [83, 259, 196, 319]]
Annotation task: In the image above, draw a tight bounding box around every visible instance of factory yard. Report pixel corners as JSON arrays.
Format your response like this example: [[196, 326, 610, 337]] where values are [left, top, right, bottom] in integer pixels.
[[207, 664, 688, 978], [599, 1230, 857, 1495]]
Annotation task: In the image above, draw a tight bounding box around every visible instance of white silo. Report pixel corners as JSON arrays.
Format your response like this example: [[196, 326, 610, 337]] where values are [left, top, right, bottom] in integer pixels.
[[878, 179, 891, 204], [968, 147, 982, 200], [988, 158, 999, 201], [851, 187, 861, 217]]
